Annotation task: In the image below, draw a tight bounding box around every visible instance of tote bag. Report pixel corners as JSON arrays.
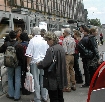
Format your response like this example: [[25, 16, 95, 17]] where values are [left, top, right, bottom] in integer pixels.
[[24, 71, 35, 92]]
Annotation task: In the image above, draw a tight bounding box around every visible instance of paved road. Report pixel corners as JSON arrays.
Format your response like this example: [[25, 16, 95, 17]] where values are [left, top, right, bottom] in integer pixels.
[[0, 42, 105, 102]]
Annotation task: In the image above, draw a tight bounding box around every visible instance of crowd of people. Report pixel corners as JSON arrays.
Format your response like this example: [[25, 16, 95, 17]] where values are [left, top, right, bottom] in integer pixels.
[[0, 25, 103, 102]]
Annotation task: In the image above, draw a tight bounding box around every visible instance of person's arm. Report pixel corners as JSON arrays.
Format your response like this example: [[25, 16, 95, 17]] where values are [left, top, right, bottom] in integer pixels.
[[90, 37, 99, 59], [25, 39, 33, 70], [62, 38, 68, 54], [37, 48, 53, 69], [27, 56, 32, 67], [0, 43, 7, 53]]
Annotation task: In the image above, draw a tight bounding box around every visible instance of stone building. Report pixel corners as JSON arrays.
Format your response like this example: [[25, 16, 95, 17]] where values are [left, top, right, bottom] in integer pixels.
[[0, 0, 88, 34]]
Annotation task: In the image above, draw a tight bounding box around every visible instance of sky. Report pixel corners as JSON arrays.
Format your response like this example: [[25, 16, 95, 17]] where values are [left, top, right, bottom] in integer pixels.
[[83, 0, 105, 24]]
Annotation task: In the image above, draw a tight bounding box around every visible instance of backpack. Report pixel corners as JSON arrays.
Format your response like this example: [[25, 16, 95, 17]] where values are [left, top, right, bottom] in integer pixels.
[[4, 41, 18, 68]]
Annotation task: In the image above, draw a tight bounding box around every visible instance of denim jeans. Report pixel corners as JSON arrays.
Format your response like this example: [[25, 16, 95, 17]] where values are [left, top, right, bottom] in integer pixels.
[[30, 63, 48, 102], [8, 66, 21, 99]]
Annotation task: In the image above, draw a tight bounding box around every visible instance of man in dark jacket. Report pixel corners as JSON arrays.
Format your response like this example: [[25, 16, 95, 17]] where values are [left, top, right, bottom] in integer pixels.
[[78, 27, 91, 88], [37, 32, 67, 102]]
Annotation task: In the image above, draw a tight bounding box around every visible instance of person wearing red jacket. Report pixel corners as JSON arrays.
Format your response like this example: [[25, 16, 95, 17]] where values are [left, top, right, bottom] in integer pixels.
[[99, 33, 103, 45], [59, 35, 64, 45]]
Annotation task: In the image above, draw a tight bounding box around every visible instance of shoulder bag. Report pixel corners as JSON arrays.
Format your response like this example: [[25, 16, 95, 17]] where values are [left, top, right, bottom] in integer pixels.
[[48, 47, 57, 73]]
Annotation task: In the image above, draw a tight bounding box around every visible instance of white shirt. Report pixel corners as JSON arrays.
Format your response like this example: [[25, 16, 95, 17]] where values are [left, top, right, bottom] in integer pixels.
[[25, 35, 49, 63], [62, 35, 76, 55]]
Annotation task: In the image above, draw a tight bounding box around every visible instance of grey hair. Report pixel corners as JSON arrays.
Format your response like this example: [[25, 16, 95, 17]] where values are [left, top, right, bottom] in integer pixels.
[[44, 31, 59, 44], [64, 28, 71, 35], [32, 26, 41, 35], [54, 31, 62, 37]]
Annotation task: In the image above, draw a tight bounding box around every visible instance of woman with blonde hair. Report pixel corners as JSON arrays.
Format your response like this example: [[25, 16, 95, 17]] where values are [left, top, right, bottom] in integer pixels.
[[88, 28, 100, 81], [89, 28, 98, 36]]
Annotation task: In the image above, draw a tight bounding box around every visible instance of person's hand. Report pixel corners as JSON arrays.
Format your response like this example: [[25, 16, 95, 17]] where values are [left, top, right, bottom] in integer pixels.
[[98, 60, 101, 65], [27, 65, 30, 71], [36, 61, 40, 65]]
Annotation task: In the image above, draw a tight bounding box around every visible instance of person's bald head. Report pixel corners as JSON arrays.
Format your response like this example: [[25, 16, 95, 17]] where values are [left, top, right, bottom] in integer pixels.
[[63, 28, 71, 37]]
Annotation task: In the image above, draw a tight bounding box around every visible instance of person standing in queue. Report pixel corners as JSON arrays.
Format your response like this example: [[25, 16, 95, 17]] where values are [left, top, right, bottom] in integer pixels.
[[37, 32, 67, 102], [62, 28, 76, 92], [25, 26, 49, 102], [73, 30, 83, 84]]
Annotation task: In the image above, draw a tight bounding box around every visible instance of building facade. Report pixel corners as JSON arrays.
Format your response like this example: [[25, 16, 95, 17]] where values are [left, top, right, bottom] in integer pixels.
[[0, 0, 88, 34]]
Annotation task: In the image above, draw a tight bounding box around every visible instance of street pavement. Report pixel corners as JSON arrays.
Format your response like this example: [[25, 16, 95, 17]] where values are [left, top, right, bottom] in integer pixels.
[[0, 42, 105, 102]]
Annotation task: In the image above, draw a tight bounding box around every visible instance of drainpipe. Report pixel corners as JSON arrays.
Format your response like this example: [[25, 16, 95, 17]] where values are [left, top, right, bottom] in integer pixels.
[[9, 12, 14, 31], [26, 15, 31, 34]]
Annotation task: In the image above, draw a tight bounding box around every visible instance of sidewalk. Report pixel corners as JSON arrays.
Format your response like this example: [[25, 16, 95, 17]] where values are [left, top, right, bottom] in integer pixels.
[[0, 83, 88, 102], [0, 63, 88, 102], [1, 43, 104, 102]]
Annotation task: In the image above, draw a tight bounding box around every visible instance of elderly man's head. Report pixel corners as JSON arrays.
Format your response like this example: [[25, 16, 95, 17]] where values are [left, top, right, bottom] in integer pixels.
[[54, 31, 62, 37], [32, 26, 41, 36], [63, 28, 71, 37]]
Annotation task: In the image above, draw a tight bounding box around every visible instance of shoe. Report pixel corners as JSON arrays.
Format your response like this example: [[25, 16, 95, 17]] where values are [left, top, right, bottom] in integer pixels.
[[22, 89, 32, 95], [63, 88, 71, 92], [81, 84, 89, 88], [30, 100, 35, 102], [14, 97, 21, 101], [41, 98, 48, 102], [71, 83, 76, 91], [71, 86, 76, 91], [6, 94, 14, 99]]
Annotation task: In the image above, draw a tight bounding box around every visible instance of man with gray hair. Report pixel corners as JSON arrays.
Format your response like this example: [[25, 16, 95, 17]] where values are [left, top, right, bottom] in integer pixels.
[[54, 31, 64, 45], [25, 26, 49, 102], [62, 28, 76, 92]]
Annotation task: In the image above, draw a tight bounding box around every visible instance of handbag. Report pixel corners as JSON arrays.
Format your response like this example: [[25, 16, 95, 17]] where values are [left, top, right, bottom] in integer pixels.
[[88, 56, 98, 69], [78, 41, 93, 59], [24, 71, 35, 92], [48, 47, 57, 73]]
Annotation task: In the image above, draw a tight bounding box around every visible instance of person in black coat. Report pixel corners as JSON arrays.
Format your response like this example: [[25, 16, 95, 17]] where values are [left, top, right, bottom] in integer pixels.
[[88, 28, 100, 82], [78, 27, 91, 88], [37, 32, 67, 102]]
